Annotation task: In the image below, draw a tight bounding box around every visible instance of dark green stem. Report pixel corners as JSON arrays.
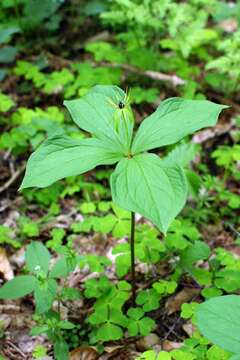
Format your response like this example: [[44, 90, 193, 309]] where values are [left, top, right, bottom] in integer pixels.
[[130, 211, 136, 303], [13, 0, 21, 28]]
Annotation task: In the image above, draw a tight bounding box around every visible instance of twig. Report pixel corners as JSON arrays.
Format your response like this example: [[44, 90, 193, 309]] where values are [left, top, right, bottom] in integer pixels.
[[3, 149, 11, 161], [0, 162, 26, 194], [5, 341, 27, 359], [100, 61, 185, 86], [161, 317, 182, 343], [44, 52, 185, 86], [86, 30, 111, 44], [225, 222, 240, 237]]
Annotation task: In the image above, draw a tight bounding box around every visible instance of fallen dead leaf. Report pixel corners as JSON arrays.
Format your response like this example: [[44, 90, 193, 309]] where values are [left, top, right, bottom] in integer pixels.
[[0, 314, 11, 330], [182, 322, 196, 337], [10, 247, 26, 268], [136, 333, 160, 352], [70, 347, 99, 360], [162, 340, 183, 351], [0, 247, 14, 280], [18, 334, 45, 354], [0, 304, 20, 313], [219, 18, 238, 33], [99, 346, 124, 360], [165, 287, 200, 315], [103, 346, 123, 354], [99, 347, 140, 360]]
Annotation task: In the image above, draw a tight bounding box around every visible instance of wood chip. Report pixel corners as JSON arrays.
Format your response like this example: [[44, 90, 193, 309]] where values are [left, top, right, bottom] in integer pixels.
[[70, 347, 99, 360], [165, 287, 200, 315], [136, 333, 160, 352], [0, 247, 14, 280], [162, 340, 183, 351], [182, 322, 195, 337]]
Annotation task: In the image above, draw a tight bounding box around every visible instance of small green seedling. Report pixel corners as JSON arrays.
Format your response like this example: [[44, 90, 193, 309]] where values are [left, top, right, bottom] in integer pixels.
[[18, 85, 226, 299], [31, 310, 75, 360], [0, 241, 80, 358], [127, 307, 155, 336], [32, 344, 47, 359], [0, 241, 80, 312]]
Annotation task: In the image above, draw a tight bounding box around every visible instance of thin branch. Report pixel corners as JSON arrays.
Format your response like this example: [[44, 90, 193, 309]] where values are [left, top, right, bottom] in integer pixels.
[[225, 222, 240, 237], [100, 61, 185, 86], [0, 162, 25, 194], [6, 341, 27, 359], [44, 52, 185, 86]]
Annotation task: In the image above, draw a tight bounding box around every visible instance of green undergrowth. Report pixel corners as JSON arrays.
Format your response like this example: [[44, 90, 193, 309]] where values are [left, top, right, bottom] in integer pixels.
[[0, 1, 240, 359]]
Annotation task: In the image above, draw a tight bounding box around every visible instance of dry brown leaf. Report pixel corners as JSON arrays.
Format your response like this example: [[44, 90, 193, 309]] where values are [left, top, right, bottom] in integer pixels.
[[103, 346, 123, 354], [99, 347, 139, 360], [162, 340, 183, 351], [136, 333, 160, 352], [165, 287, 200, 315], [0, 247, 14, 280], [0, 314, 11, 329], [182, 322, 196, 337], [18, 334, 44, 354], [219, 19, 238, 33], [70, 347, 99, 360], [10, 247, 25, 268], [0, 304, 20, 313], [99, 345, 136, 360]]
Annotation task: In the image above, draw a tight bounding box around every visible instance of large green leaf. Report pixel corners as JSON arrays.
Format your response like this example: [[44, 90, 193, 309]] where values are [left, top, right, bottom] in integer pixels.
[[54, 339, 69, 360], [64, 85, 134, 154], [197, 295, 240, 354], [131, 97, 227, 154], [25, 242, 51, 276], [34, 278, 57, 313], [110, 153, 187, 233], [0, 275, 36, 299], [20, 135, 123, 189], [0, 27, 20, 44], [230, 355, 240, 360]]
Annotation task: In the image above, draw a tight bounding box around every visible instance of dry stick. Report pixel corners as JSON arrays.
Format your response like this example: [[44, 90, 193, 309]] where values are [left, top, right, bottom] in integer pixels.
[[100, 62, 185, 86], [44, 52, 185, 86], [0, 162, 26, 194], [130, 211, 136, 303], [6, 341, 27, 359]]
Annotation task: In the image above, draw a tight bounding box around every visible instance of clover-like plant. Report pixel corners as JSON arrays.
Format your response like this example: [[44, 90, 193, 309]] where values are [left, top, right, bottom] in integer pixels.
[[20, 85, 227, 299]]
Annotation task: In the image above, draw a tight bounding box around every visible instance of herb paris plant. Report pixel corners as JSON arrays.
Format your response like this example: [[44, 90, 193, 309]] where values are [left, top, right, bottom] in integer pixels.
[[19, 85, 226, 298], [20, 85, 226, 232]]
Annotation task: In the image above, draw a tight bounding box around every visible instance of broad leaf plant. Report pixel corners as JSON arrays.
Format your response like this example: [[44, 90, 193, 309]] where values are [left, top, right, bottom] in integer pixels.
[[19, 85, 226, 298], [20, 85, 226, 231]]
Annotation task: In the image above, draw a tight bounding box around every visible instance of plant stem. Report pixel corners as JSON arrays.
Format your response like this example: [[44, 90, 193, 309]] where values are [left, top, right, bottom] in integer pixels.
[[130, 211, 136, 303], [13, 0, 21, 28]]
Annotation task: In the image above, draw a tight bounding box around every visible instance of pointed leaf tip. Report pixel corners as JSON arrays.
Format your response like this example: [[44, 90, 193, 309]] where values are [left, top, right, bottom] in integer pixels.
[[132, 98, 228, 154]]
